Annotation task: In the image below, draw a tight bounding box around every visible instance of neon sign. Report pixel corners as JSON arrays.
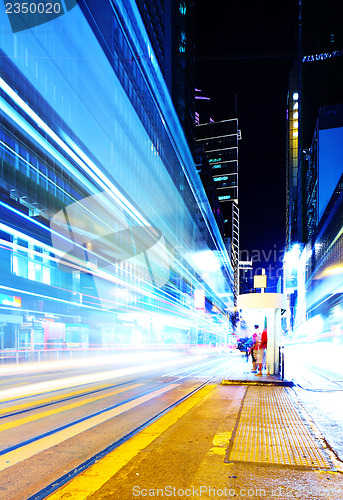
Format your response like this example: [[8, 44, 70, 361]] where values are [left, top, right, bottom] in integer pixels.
[[302, 50, 343, 63]]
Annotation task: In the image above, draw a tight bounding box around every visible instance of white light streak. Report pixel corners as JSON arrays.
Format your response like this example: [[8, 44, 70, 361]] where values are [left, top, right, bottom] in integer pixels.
[[0, 354, 200, 399]]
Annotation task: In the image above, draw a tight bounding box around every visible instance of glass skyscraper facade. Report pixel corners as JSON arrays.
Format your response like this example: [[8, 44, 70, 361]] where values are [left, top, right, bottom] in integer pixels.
[[285, 0, 343, 342], [0, 1, 233, 353]]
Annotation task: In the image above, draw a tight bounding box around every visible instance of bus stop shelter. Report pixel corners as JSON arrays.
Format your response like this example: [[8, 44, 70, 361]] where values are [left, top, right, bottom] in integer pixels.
[[238, 292, 287, 376]]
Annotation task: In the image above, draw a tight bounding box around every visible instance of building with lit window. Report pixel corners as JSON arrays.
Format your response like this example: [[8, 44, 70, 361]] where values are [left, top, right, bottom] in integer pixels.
[[164, 0, 195, 154], [285, 68, 299, 251], [0, 1, 233, 354], [285, 0, 343, 340], [196, 119, 240, 305], [194, 145, 225, 239], [303, 105, 343, 331], [136, 0, 195, 154], [296, 0, 343, 244]]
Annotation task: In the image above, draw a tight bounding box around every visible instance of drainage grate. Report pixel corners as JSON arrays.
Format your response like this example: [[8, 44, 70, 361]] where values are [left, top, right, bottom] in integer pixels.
[[225, 386, 333, 470]]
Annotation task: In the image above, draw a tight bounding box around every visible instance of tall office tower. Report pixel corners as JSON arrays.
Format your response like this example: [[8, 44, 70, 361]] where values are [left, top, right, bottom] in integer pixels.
[[196, 119, 240, 304], [297, 0, 343, 243], [164, 1, 195, 155], [194, 145, 225, 239], [0, 1, 234, 351], [135, 0, 165, 71], [285, 0, 343, 338], [136, 0, 195, 155], [288, 104, 343, 337], [285, 68, 299, 251]]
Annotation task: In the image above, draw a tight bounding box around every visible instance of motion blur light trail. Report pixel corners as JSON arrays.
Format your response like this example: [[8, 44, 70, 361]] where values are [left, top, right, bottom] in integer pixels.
[[0, 350, 185, 376], [0, 383, 181, 472], [0, 0, 234, 355], [0, 353, 205, 400], [0, 352, 229, 499]]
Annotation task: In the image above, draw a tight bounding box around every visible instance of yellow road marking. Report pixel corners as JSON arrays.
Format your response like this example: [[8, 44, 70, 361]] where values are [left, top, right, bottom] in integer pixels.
[[0, 382, 116, 404], [210, 431, 232, 456], [0, 383, 143, 432], [0, 383, 120, 413], [0, 383, 180, 472], [47, 384, 216, 500], [0, 382, 28, 389]]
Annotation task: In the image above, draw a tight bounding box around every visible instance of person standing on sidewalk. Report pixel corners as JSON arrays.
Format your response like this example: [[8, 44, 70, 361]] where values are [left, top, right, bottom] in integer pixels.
[[250, 325, 260, 374], [261, 327, 268, 372], [248, 331, 258, 372], [255, 326, 267, 376]]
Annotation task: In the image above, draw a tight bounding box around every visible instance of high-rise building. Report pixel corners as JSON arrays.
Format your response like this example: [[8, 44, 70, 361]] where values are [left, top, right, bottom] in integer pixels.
[[136, 1, 196, 155], [135, 0, 165, 71], [194, 145, 225, 239], [303, 105, 343, 321], [164, 0, 195, 154], [296, 0, 343, 243], [285, 0, 343, 339], [0, 0, 233, 352], [196, 119, 240, 304], [285, 68, 299, 251]]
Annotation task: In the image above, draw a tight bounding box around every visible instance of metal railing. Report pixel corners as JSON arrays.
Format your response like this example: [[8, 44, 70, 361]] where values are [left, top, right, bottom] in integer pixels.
[[279, 345, 285, 380]]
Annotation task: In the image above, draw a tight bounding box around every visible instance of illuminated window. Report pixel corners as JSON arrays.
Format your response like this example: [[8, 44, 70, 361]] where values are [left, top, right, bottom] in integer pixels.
[[293, 102, 299, 110], [179, 31, 186, 53], [218, 195, 231, 201], [28, 259, 35, 281], [293, 92, 299, 100], [293, 112, 298, 119], [293, 121, 298, 129], [12, 255, 19, 275], [179, 2, 186, 15], [214, 176, 228, 182], [42, 249, 51, 285], [34, 262, 42, 282], [293, 131, 298, 138]]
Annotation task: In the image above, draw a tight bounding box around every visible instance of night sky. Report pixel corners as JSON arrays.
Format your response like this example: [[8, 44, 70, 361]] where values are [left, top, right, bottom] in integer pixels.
[[195, 0, 299, 288]]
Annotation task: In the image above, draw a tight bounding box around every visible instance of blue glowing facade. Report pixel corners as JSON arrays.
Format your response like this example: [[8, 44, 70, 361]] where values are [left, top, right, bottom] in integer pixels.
[[0, 1, 233, 352], [285, 0, 343, 341], [301, 106, 343, 337]]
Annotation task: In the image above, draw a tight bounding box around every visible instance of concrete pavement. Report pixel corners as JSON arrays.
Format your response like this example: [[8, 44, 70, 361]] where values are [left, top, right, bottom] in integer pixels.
[[46, 359, 343, 500]]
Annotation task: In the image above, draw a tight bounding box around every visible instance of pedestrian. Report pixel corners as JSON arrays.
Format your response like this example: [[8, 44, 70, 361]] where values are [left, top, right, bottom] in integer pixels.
[[255, 326, 267, 376], [248, 332, 258, 372], [261, 327, 268, 372], [250, 325, 260, 373]]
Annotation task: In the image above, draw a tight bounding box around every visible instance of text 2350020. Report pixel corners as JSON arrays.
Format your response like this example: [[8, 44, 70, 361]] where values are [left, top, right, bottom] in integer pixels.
[[5, 3, 61, 14]]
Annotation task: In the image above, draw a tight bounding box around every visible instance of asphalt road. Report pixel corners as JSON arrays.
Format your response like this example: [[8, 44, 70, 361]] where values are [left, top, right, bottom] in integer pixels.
[[1, 345, 342, 499], [0, 349, 230, 500]]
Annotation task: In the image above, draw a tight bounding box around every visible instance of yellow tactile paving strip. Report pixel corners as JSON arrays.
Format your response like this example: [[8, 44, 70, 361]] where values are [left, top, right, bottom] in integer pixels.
[[225, 386, 333, 470]]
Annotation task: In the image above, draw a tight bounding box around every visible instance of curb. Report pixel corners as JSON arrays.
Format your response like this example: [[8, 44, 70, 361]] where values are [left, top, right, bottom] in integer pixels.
[[221, 379, 294, 387]]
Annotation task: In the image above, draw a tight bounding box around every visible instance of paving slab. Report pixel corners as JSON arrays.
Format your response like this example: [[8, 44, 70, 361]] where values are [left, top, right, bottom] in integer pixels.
[[47, 381, 343, 500]]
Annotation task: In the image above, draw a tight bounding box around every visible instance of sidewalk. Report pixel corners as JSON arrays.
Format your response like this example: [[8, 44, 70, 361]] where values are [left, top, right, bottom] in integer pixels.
[[46, 366, 343, 500], [221, 350, 293, 386]]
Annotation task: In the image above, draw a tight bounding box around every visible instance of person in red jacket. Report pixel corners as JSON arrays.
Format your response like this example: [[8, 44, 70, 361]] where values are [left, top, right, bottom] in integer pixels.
[[255, 327, 268, 376]]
